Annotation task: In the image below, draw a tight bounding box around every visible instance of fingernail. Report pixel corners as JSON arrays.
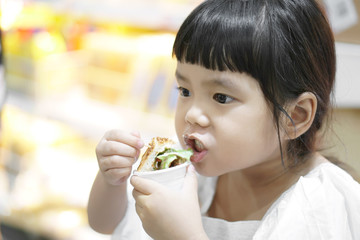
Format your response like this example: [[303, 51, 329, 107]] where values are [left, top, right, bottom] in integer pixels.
[[130, 175, 136, 186]]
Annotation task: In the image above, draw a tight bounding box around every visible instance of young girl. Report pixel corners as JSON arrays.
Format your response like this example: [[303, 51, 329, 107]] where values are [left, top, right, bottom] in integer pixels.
[[87, 0, 360, 239]]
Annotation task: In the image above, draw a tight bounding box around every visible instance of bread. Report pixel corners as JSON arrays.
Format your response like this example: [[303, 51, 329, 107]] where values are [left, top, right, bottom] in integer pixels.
[[137, 137, 193, 172]]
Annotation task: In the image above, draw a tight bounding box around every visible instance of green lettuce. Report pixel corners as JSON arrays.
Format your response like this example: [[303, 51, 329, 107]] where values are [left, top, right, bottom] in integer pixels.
[[154, 148, 193, 170]]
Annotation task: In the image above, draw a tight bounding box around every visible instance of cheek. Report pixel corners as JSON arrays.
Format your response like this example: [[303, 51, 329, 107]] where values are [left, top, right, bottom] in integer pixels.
[[216, 135, 279, 171], [215, 115, 280, 168], [174, 104, 186, 146]]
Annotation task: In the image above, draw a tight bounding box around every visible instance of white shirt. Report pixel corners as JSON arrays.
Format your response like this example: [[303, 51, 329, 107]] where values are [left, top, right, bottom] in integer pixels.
[[112, 162, 360, 240]]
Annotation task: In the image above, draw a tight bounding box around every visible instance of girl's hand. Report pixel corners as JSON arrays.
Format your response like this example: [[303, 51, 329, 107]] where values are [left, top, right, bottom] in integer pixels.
[[96, 130, 144, 186], [131, 165, 208, 240]]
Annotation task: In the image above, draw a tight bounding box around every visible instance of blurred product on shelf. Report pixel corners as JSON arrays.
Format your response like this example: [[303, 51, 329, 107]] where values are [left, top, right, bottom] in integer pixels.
[[0, 106, 108, 239], [0, 26, 5, 240], [0, 30, 6, 112], [1, 3, 86, 99], [80, 31, 177, 116], [53, 0, 204, 31], [2, 2, 180, 116], [0, 1, 191, 239]]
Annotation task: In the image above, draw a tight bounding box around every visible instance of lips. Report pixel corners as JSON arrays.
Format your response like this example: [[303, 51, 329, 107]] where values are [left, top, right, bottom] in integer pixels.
[[184, 135, 208, 163]]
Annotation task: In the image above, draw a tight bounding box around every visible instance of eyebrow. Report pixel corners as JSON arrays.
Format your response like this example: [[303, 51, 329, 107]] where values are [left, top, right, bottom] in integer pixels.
[[210, 78, 237, 90], [175, 70, 238, 90], [175, 71, 188, 82]]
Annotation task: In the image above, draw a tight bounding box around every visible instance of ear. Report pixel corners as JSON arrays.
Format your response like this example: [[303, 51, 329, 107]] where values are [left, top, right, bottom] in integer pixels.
[[285, 92, 317, 140]]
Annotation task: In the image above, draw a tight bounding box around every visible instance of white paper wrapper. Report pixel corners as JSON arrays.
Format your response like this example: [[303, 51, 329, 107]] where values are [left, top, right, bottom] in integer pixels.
[[133, 162, 190, 191]]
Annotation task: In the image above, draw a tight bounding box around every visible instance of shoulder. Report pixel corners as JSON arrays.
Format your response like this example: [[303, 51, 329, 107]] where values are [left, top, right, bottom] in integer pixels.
[[254, 162, 360, 239], [292, 154, 360, 201], [295, 162, 360, 210], [302, 162, 360, 195], [283, 162, 360, 214], [287, 162, 360, 214]]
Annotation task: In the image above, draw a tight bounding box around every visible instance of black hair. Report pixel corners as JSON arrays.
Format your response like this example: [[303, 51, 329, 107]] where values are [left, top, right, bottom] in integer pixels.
[[173, 0, 336, 167]]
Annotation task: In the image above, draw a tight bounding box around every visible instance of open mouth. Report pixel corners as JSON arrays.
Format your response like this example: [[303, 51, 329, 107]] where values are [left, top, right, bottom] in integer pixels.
[[184, 136, 208, 163]]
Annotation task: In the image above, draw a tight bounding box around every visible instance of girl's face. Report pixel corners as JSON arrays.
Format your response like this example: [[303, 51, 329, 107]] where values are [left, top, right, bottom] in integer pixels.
[[175, 62, 282, 176]]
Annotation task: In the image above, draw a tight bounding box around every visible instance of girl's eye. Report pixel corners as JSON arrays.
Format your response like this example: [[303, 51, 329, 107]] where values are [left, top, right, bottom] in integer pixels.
[[177, 87, 191, 97], [213, 93, 234, 104]]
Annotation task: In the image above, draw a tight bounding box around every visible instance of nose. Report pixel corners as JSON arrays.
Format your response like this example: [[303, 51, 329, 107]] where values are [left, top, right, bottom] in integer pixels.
[[185, 104, 210, 128]]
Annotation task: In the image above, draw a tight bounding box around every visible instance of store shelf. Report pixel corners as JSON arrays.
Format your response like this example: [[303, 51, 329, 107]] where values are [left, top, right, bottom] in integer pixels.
[[52, 0, 200, 31], [2, 86, 177, 240], [6, 88, 177, 142]]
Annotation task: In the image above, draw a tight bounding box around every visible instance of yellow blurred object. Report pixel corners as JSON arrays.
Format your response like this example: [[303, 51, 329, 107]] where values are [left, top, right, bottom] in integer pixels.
[[0, 104, 99, 239], [0, 2, 201, 239], [31, 30, 67, 59], [2, 205, 87, 239], [7, 3, 55, 30], [3, 28, 66, 59], [1, 2, 75, 98], [1, 105, 81, 154], [80, 31, 177, 115]]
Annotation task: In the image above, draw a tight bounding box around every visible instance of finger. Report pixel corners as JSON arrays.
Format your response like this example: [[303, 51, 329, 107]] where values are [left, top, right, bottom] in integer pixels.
[[131, 131, 143, 159], [100, 141, 139, 158], [131, 130, 141, 138], [134, 202, 143, 219], [104, 130, 144, 149], [130, 176, 163, 195], [134, 200, 146, 221], [132, 189, 148, 214], [99, 155, 135, 172], [182, 164, 198, 195], [132, 188, 146, 202]]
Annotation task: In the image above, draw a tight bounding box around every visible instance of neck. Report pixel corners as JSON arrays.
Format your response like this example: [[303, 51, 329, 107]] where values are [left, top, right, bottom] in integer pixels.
[[232, 157, 291, 188], [227, 152, 327, 190]]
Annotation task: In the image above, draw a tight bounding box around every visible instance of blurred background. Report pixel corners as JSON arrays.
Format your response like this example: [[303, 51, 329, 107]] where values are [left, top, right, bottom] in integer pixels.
[[0, 0, 359, 239]]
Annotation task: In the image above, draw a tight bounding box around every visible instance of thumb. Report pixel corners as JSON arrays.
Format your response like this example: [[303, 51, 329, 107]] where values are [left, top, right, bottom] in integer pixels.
[[182, 164, 198, 195], [131, 176, 165, 195]]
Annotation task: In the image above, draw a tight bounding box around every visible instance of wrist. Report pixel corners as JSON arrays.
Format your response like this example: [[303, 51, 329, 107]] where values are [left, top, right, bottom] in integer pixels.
[[106, 178, 128, 190], [99, 171, 129, 189]]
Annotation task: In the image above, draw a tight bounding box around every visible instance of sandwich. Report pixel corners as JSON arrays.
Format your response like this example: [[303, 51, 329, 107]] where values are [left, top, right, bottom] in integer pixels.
[[137, 137, 193, 172]]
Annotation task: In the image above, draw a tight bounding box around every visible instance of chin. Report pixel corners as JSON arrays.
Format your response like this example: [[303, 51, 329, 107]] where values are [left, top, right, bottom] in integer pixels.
[[192, 163, 223, 177]]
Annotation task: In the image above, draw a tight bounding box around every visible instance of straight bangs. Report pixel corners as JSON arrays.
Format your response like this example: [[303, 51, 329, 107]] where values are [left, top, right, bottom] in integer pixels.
[[173, 0, 264, 74]]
